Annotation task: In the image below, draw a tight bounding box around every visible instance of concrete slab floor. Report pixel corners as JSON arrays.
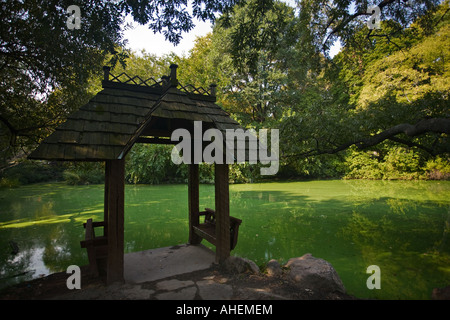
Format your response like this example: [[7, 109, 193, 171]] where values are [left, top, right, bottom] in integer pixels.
[[124, 244, 215, 284]]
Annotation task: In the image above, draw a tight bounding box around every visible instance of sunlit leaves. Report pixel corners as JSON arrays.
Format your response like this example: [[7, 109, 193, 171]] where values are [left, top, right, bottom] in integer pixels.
[[357, 21, 450, 111]]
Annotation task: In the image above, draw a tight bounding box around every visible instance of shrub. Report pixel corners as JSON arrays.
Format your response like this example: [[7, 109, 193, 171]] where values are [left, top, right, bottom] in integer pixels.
[[125, 144, 183, 184], [423, 156, 450, 180], [63, 162, 104, 185], [0, 160, 64, 185], [380, 147, 422, 180], [344, 149, 383, 179], [283, 154, 346, 179], [0, 177, 21, 188], [345, 145, 450, 180], [124, 143, 267, 185]]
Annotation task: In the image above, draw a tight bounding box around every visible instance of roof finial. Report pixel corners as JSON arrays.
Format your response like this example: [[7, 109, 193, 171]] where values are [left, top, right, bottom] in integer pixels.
[[209, 83, 217, 97], [170, 64, 178, 86], [103, 66, 111, 81]]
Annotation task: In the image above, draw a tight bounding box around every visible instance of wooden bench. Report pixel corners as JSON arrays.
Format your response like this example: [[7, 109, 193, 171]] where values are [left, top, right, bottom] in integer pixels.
[[80, 218, 108, 276], [192, 208, 242, 250]]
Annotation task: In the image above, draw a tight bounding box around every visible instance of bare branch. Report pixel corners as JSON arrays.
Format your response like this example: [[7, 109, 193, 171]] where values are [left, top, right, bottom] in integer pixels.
[[322, 0, 398, 50]]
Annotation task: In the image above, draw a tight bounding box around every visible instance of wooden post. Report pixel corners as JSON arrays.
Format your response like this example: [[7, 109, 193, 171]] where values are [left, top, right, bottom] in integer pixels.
[[188, 163, 201, 245], [209, 83, 217, 97], [103, 161, 109, 238], [105, 159, 125, 284], [170, 64, 178, 86], [215, 163, 230, 263]]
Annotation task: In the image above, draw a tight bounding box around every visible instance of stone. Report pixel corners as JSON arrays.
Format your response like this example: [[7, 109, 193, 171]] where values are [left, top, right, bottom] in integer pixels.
[[155, 286, 197, 300], [266, 259, 282, 277], [285, 253, 346, 294], [432, 286, 450, 300], [223, 256, 260, 274], [197, 280, 233, 300], [156, 279, 195, 291], [237, 287, 289, 300], [120, 286, 155, 300]]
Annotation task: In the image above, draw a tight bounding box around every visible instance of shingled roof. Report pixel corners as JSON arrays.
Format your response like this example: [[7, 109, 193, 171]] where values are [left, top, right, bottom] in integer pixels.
[[28, 64, 248, 161]]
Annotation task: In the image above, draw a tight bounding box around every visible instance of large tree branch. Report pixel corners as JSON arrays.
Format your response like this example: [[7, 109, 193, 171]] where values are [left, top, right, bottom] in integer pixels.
[[287, 118, 450, 158], [355, 118, 450, 148], [388, 136, 435, 155], [0, 114, 18, 135]]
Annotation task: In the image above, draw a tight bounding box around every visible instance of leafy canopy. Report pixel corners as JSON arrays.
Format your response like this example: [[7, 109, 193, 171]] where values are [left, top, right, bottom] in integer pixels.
[[0, 0, 236, 166]]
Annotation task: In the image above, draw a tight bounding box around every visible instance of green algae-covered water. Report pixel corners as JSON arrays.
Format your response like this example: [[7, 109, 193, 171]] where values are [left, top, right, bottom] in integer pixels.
[[0, 180, 449, 299]]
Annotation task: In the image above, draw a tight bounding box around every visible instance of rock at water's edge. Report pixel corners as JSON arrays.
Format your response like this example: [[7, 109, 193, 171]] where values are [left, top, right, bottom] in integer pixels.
[[285, 253, 346, 294], [223, 256, 260, 274], [266, 259, 282, 277], [432, 286, 450, 300]]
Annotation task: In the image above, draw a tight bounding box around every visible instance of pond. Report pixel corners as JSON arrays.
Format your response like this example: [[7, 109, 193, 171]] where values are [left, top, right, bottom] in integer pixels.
[[0, 180, 449, 299]]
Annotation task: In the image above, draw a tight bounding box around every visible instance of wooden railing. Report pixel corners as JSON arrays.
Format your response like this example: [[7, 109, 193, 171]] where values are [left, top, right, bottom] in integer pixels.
[[192, 208, 242, 250], [80, 218, 108, 276]]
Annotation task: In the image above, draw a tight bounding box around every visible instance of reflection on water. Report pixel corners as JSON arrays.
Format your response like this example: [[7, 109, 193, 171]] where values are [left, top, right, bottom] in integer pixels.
[[8, 247, 51, 279], [233, 181, 450, 299], [0, 180, 449, 299]]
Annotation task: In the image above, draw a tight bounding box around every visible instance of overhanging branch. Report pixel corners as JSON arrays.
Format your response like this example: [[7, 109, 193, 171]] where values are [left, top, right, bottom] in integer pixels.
[[354, 118, 450, 149], [286, 118, 450, 158]]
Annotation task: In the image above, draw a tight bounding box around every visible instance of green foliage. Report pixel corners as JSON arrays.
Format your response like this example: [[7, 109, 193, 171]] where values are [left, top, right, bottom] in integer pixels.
[[282, 154, 346, 179], [63, 162, 104, 185], [334, 2, 450, 120], [124, 144, 258, 185], [275, 1, 450, 172], [423, 156, 450, 180], [175, 0, 449, 181], [381, 148, 422, 180], [344, 146, 449, 180], [295, 0, 440, 54], [356, 18, 450, 115], [0, 160, 65, 186], [229, 163, 261, 183], [0, 0, 127, 166], [1, 0, 234, 166], [125, 144, 183, 184], [6, 0, 448, 183], [345, 149, 384, 180], [177, 0, 296, 126], [0, 177, 21, 189]]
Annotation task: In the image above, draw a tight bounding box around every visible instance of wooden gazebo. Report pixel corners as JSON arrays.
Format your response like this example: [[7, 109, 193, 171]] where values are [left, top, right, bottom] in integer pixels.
[[28, 65, 251, 283]]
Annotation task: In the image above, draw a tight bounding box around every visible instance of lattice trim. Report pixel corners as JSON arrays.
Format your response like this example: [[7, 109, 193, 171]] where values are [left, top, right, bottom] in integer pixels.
[[109, 72, 163, 88], [107, 70, 214, 96], [178, 83, 212, 96]]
